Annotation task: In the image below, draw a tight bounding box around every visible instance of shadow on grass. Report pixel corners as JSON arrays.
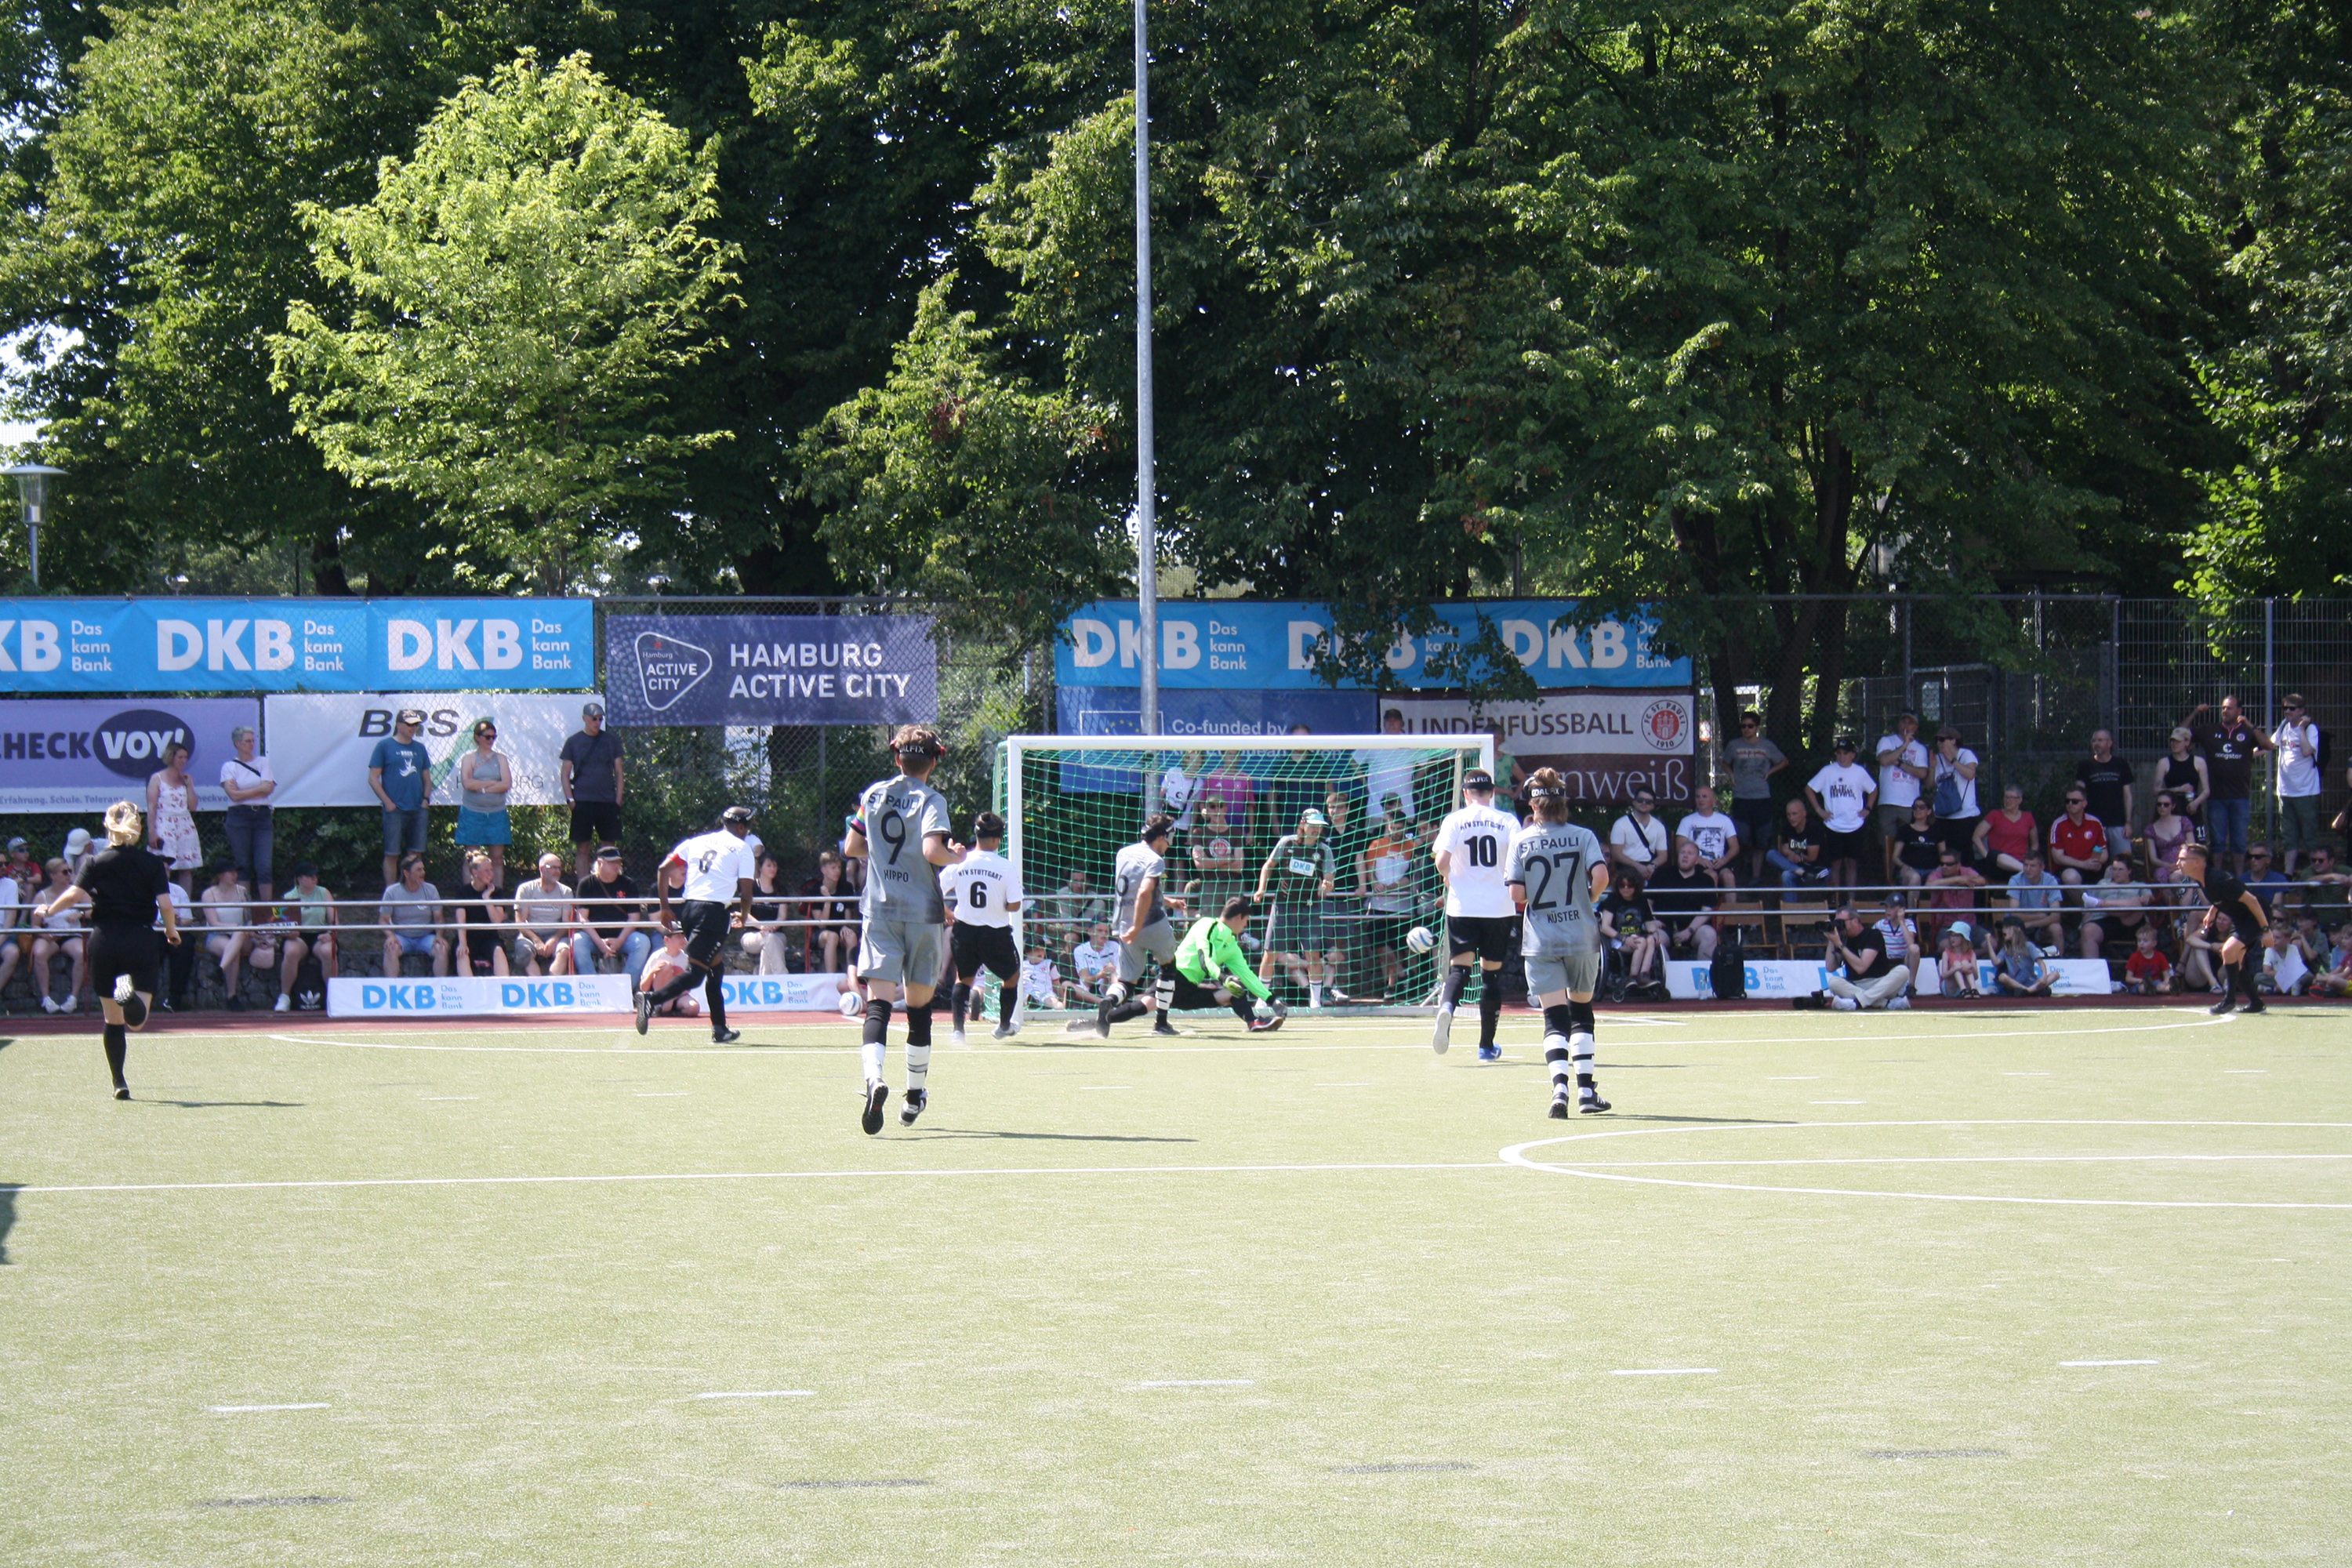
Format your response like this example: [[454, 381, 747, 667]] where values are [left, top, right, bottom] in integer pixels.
[[918, 1128, 1198, 1144], [0, 1183, 14, 1265], [140, 1099, 307, 1109]]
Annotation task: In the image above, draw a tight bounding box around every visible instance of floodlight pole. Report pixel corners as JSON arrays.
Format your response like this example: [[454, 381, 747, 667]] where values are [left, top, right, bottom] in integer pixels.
[[1133, 0, 1159, 738]]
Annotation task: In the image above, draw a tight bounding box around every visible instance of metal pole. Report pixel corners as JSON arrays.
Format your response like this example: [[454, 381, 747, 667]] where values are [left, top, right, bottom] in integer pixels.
[[26, 510, 35, 587], [1133, 0, 1158, 739], [2264, 596, 2276, 845]]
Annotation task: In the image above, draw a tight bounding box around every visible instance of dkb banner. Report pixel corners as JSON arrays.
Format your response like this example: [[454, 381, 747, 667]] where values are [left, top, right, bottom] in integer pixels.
[[0, 598, 593, 692], [328, 972, 858, 1018], [0, 697, 261, 811], [601, 615, 936, 727], [262, 692, 602, 808]]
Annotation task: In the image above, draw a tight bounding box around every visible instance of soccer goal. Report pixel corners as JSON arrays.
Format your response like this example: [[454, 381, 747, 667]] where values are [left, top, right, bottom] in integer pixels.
[[994, 733, 1494, 1011]]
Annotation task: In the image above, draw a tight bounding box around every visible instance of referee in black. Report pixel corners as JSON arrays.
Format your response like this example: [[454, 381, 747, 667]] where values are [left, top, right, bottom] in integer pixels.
[[32, 800, 182, 1098], [2179, 841, 2268, 1016]]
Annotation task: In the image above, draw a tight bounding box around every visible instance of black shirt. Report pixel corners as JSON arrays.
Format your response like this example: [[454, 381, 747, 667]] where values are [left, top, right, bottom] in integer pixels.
[[1837, 924, 1889, 974], [560, 728, 625, 803], [1644, 863, 1720, 923], [452, 888, 504, 958], [2195, 720, 2259, 801], [1894, 822, 1944, 873], [1777, 820, 1820, 861], [1598, 891, 1653, 935], [2201, 871, 2267, 934], [2074, 757, 2132, 825], [578, 873, 644, 942], [74, 844, 170, 927], [800, 874, 855, 926]]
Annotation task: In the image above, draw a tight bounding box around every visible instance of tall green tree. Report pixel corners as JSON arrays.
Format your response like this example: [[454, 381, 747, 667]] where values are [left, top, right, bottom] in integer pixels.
[[273, 50, 739, 593]]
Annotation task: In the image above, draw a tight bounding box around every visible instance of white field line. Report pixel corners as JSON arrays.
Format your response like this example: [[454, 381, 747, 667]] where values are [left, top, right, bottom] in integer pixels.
[[2060, 1359, 2158, 1367], [10, 1161, 1507, 1197], [1134, 1380, 1254, 1388], [1611, 1368, 1718, 1377], [695, 1390, 814, 1400], [210, 1403, 328, 1413], [1552, 1155, 2352, 1168]]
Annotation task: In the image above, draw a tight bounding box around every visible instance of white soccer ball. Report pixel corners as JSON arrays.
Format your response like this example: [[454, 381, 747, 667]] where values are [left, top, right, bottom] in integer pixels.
[[1406, 925, 1436, 954], [838, 989, 862, 1018]]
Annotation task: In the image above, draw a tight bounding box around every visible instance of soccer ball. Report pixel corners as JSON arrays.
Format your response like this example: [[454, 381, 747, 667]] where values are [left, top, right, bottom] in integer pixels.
[[1406, 925, 1436, 954], [838, 989, 862, 1018]]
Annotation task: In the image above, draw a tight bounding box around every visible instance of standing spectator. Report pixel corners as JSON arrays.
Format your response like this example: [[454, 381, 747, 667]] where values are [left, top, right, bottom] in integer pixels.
[[2271, 695, 2324, 873], [368, 708, 434, 892], [452, 718, 514, 887], [1891, 799, 1944, 887], [1646, 840, 1722, 961], [378, 851, 448, 978], [2074, 730, 2135, 862], [1822, 905, 1910, 1010], [569, 845, 652, 978], [31, 858, 84, 1011], [145, 739, 202, 895], [800, 850, 856, 974], [2008, 851, 2066, 953], [1768, 797, 1830, 888], [1069, 921, 1120, 1007], [1159, 748, 1207, 831], [1922, 846, 1987, 943], [2047, 788, 2111, 887], [2158, 726, 2212, 829], [2146, 789, 2195, 882], [1606, 788, 1668, 880], [1973, 784, 2039, 876], [1359, 808, 1424, 998], [740, 850, 794, 976], [450, 851, 510, 978], [200, 860, 274, 1010], [1355, 710, 1418, 824], [1725, 710, 1788, 885], [559, 700, 625, 883], [219, 724, 278, 902], [1873, 713, 1929, 880], [276, 862, 337, 1011], [2182, 698, 2272, 875], [1805, 738, 1876, 890], [5, 836, 39, 900], [1190, 797, 1247, 906], [1928, 726, 1983, 858], [1675, 784, 1740, 890], [509, 852, 575, 976], [1196, 752, 1256, 848]]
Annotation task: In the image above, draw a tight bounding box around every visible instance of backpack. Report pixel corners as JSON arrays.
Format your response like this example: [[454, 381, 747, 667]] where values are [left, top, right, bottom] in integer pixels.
[[292, 955, 325, 1011], [1932, 754, 1966, 818], [1709, 929, 1748, 1000]]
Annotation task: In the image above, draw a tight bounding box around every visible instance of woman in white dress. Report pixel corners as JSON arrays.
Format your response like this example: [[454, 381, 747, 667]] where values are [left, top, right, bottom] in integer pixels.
[[145, 740, 202, 894]]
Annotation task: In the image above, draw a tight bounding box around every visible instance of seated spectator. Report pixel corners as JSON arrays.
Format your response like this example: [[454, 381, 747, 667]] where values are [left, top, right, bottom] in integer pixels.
[[1891, 799, 1944, 888], [1598, 872, 1662, 998], [1675, 785, 1741, 890], [800, 850, 857, 972], [2309, 925, 2352, 997], [2079, 858, 2154, 961], [2242, 844, 2291, 914], [450, 851, 510, 978], [1922, 846, 1987, 942], [740, 850, 793, 976], [1608, 789, 1668, 880], [1823, 904, 1909, 1010], [2179, 906, 2229, 993], [0, 865, 18, 1000], [2293, 845, 2350, 921], [638, 931, 702, 1017], [159, 877, 195, 1012], [1875, 894, 1922, 989], [1938, 922, 1983, 997], [1069, 921, 1120, 1006], [1646, 840, 1722, 960], [2145, 790, 2194, 882], [1018, 939, 1064, 1011], [2258, 924, 2308, 996], [1973, 784, 2038, 875], [379, 852, 449, 978], [201, 858, 274, 1011], [5, 835, 40, 900], [275, 862, 338, 1011], [506, 853, 575, 976], [2123, 924, 2176, 994], [1992, 917, 2054, 996], [2047, 789, 2109, 886], [1767, 798, 1830, 889], [2007, 853, 2065, 952], [569, 845, 652, 978]]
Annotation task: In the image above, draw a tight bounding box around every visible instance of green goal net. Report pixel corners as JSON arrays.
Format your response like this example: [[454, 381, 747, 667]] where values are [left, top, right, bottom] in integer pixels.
[[993, 735, 1494, 1011]]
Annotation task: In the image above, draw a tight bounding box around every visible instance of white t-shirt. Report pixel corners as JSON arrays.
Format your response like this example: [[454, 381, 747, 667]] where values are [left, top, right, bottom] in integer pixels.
[[1433, 803, 1519, 918], [1932, 749, 1980, 818], [1808, 763, 1876, 833], [2274, 720, 2323, 797], [1355, 746, 1417, 820], [1608, 811, 1667, 870], [2264, 943, 2308, 993], [220, 753, 276, 801], [1676, 811, 1738, 863], [666, 829, 757, 903], [1019, 958, 1061, 1004], [942, 848, 1022, 929], [1073, 940, 1119, 984], [0, 874, 16, 931], [642, 942, 688, 982], [1874, 734, 1928, 808], [1159, 765, 1200, 829]]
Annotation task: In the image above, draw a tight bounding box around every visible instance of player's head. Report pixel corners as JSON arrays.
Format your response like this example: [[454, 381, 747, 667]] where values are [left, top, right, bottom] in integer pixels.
[[1461, 768, 1495, 801], [103, 800, 143, 847], [1140, 814, 1174, 848], [2179, 841, 2209, 880], [890, 724, 946, 776], [1221, 894, 1254, 930], [972, 811, 1006, 844], [1525, 768, 1569, 822], [1090, 921, 1109, 945], [720, 804, 755, 836]]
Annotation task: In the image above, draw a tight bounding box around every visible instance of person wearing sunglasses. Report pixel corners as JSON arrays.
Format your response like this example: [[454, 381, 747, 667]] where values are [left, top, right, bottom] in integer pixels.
[[2271, 694, 2324, 873], [1725, 710, 1788, 886], [453, 717, 514, 887]]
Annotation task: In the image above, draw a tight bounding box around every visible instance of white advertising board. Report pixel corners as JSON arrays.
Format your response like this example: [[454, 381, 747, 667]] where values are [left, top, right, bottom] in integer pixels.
[[327, 971, 856, 1018], [1664, 957, 2114, 1000], [263, 692, 603, 809]]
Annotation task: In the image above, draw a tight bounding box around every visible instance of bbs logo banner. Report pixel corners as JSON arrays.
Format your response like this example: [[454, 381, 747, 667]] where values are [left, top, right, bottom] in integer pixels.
[[0, 698, 260, 811]]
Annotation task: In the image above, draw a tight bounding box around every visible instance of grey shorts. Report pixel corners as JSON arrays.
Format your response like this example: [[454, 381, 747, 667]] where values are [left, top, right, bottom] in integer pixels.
[[1117, 919, 1178, 983], [1524, 950, 1603, 997], [858, 916, 944, 986]]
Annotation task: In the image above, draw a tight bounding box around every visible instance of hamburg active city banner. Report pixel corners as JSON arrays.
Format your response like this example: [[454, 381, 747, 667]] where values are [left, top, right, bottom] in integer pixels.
[[601, 615, 937, 727]]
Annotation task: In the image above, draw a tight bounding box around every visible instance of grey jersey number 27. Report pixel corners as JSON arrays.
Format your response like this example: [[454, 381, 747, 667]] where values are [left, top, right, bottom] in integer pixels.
[[1508, 822, 1603, 956]]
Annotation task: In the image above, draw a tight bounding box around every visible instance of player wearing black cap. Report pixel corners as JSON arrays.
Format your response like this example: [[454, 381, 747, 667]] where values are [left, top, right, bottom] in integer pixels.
[[638, 806, 757, 1043], [32, 801, 181, 1098]]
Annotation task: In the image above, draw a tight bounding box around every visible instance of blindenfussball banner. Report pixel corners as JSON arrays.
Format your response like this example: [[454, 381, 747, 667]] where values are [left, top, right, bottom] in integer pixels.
[[601, 615, 937, 728], [0, 597, 593, 692], [0, 697, 261, 811]]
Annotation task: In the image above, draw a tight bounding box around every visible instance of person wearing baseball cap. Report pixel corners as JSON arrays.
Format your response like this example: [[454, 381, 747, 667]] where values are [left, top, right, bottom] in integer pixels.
[[368, 708, 434, 891], [5, 836, 38, 901], [561, 699, 625, 881]]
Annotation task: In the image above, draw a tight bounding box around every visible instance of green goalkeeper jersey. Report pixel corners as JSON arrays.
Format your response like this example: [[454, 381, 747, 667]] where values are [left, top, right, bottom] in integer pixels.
[[1176, 917, 1272, 1000]]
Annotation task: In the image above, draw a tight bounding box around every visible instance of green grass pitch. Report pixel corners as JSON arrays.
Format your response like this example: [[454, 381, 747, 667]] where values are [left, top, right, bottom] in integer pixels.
[[2, 1004, 2347, 1566]]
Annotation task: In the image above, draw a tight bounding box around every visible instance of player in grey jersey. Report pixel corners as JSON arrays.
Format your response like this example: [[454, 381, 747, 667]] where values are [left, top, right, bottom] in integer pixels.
[[1506, 768, 1613, 1117], [844, 724, 967, 1133], [1081, 815, 1183, 1037]]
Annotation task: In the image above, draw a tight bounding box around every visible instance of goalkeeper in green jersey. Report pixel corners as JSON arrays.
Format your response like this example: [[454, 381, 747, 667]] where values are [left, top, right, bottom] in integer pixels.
[[1168, 895, 1290, 1033]]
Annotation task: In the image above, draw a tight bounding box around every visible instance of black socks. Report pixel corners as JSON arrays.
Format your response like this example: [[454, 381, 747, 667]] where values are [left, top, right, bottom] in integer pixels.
[[950, 981, 972, 1031], [103, 1022, 128, 1089], [998, 982, 1018, 1029], [862, 996, 893, 1047], [906, 1001, 934, 1050], [702, 967, 727, 1033], [1543, 1003, 1576, 1040], [1441, 965, 1471, 1008], [1478, 982, 1503, 1047]]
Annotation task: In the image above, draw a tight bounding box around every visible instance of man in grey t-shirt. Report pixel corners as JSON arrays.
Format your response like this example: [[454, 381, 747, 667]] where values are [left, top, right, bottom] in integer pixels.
[[376, 852, 448, 978], [1507, 771, 1613, 1118], [844, 725, 966, 1134], [1724, 710, 1788, 884], [1086, 815, 1182, 1039]]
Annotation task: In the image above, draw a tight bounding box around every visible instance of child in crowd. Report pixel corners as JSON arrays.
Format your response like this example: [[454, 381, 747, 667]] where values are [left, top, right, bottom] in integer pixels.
[[637, 930, 702, 1018], [1993, 917, 2054, 996], [2310, 927, 2352, 998], [1938, 922, 1982, 997], [2122, 924, 2175, 995], [2257, 923, 2307, 996], [1019, 940, 1063, 1011]]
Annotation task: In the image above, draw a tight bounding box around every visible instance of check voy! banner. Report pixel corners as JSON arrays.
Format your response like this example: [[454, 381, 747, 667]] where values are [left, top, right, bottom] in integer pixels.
[[0, 698, 261, 811]]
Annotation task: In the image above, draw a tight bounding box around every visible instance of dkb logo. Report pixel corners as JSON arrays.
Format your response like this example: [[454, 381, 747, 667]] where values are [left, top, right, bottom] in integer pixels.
[[631, 630, 711, 714]]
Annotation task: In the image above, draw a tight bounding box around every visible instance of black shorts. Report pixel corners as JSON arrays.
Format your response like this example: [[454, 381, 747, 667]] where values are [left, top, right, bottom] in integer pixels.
[[569, 800, 623, 844], [951, 923, 1019, 982], [1169, 971, 1242, 1011], [1447, 913, 1519, 964], [675, 900, 732, 968], [88, 924, 162, 997], [1822, 826, 1869, 862]]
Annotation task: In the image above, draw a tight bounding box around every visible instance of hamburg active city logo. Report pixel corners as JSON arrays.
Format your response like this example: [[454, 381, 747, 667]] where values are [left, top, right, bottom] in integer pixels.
[[1639, 698, 1689, 752], [631, 630, 713, 713]]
